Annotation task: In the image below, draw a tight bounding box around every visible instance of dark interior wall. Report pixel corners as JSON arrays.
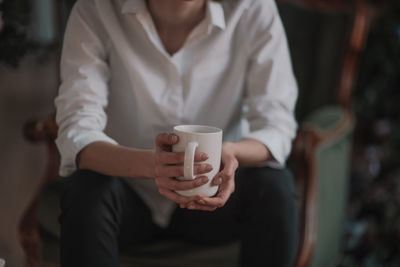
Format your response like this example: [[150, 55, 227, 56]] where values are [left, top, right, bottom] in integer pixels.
[[278, 2, 351, 121]]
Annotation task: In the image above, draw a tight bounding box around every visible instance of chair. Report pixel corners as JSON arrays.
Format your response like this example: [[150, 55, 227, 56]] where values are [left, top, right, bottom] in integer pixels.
[[19, 0, 372, 266], [279, 1, 371, 266]]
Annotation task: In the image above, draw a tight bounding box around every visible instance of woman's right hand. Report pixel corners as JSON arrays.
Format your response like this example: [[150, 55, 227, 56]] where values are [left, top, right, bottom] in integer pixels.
[[154, 133, 213, 208]]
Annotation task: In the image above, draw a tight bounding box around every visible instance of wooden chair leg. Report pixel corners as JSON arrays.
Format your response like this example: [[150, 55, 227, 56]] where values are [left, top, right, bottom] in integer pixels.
[[19, 118, 59, 267], [19, 198, 42, 267]]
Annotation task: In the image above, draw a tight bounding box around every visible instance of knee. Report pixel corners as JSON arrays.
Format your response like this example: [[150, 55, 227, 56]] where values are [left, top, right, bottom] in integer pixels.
[[259, 168, 296, 202], [237, 167, 298, 209]]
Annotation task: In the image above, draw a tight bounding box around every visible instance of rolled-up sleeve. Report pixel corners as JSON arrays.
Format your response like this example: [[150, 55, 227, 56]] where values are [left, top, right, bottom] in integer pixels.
[[243, 0, 298, 166], [55, 2, 117, 177]]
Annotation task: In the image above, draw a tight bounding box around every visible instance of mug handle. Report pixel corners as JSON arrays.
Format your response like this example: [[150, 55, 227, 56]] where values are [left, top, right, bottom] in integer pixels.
[[184, 141, 198, 179]]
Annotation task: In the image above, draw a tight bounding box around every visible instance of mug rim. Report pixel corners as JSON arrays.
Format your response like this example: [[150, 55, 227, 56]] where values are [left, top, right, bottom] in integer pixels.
[[174, 125, 222, 134]]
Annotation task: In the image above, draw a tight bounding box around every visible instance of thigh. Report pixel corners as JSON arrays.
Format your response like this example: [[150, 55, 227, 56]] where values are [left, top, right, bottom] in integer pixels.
[[233, 166, 298, 221], [60, 170, 162, 250], [234, 167, 299, 267], [166, 195, 240, 244], [166, 167, 298, 243], [117, 178, 164, 250]]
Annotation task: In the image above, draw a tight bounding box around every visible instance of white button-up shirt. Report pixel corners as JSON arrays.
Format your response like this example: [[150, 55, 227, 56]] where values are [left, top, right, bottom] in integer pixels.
[[55, 0, 298, 227]]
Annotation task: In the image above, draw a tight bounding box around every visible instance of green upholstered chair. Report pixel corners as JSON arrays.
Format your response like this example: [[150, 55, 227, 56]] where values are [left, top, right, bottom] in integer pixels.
[[278, 0, 371, 266], [294, 106, 354, 267], [19, 0, 372, 266]]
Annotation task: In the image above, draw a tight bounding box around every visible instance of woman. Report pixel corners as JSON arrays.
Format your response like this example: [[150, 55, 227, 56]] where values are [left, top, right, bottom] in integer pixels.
[[56, 0, 298, 266]]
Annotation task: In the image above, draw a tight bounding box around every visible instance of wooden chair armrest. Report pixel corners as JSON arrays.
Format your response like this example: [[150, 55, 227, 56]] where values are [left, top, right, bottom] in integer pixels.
[[293, 109, 353, 267], [24, 117, 59, 183], [24, 118, 58, 143]]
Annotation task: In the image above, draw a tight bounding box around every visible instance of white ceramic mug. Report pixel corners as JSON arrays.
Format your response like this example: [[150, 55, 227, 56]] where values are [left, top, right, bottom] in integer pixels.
[[172, 125, 222, 197]]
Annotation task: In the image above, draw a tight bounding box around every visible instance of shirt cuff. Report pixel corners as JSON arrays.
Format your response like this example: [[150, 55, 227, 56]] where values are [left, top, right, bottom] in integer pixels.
[[243, 128, 291, 168], [56, 131, 118, 177]]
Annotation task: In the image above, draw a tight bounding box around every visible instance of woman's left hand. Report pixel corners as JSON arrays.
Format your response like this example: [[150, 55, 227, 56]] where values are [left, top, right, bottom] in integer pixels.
[[185, 142, 239, 211]]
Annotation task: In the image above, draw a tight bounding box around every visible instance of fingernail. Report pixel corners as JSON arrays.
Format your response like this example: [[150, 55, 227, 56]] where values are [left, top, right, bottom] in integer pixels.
[[188, 204, 195, 210], [200, 153, 208, 160], [214, 177, 222, 185], [205, 165, 213, 171], [201, 177, 209, 183], [169, 134, 177, 142], [197, 200, 205, 205], [195, 177, 208, 186]]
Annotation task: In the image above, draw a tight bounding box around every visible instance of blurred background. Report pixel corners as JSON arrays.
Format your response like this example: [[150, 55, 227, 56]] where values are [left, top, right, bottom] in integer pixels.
[[0, 0, 399, 266]]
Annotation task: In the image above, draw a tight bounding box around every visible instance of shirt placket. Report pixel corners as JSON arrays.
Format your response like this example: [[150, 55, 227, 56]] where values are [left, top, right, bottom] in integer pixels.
[[166, 53, 184, 124], [165, 20, 209, 125], [134, 8, 210, 126], [134, 12, 184, 125]]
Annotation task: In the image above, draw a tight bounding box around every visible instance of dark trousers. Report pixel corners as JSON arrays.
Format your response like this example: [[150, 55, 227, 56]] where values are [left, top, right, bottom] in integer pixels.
[[59, 167, 298, 267]]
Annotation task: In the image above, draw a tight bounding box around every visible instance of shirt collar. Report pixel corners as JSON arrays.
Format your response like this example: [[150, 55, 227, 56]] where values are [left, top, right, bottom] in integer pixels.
[[208, 1, 226, 30], [121, 0, 226, 30], [121, 0, 147, 15]]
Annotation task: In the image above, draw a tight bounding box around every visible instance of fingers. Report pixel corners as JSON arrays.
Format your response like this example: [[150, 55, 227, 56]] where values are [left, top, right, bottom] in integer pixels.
[[196, 177, 235, 208], [156, 151, 208, 165], [212, 158, 238, 186], [155, 163, 213, 178], [198, 188, 231, 208], [195, 196, 224, 209], [155, 176, 209, 191], [184, 201, 217, 211], [212, 169, 233, 186], [212, 172, 226, 186], [158, 188, 197, 206], [177, 177, 235, 211], [155, 133, 178, 152]]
